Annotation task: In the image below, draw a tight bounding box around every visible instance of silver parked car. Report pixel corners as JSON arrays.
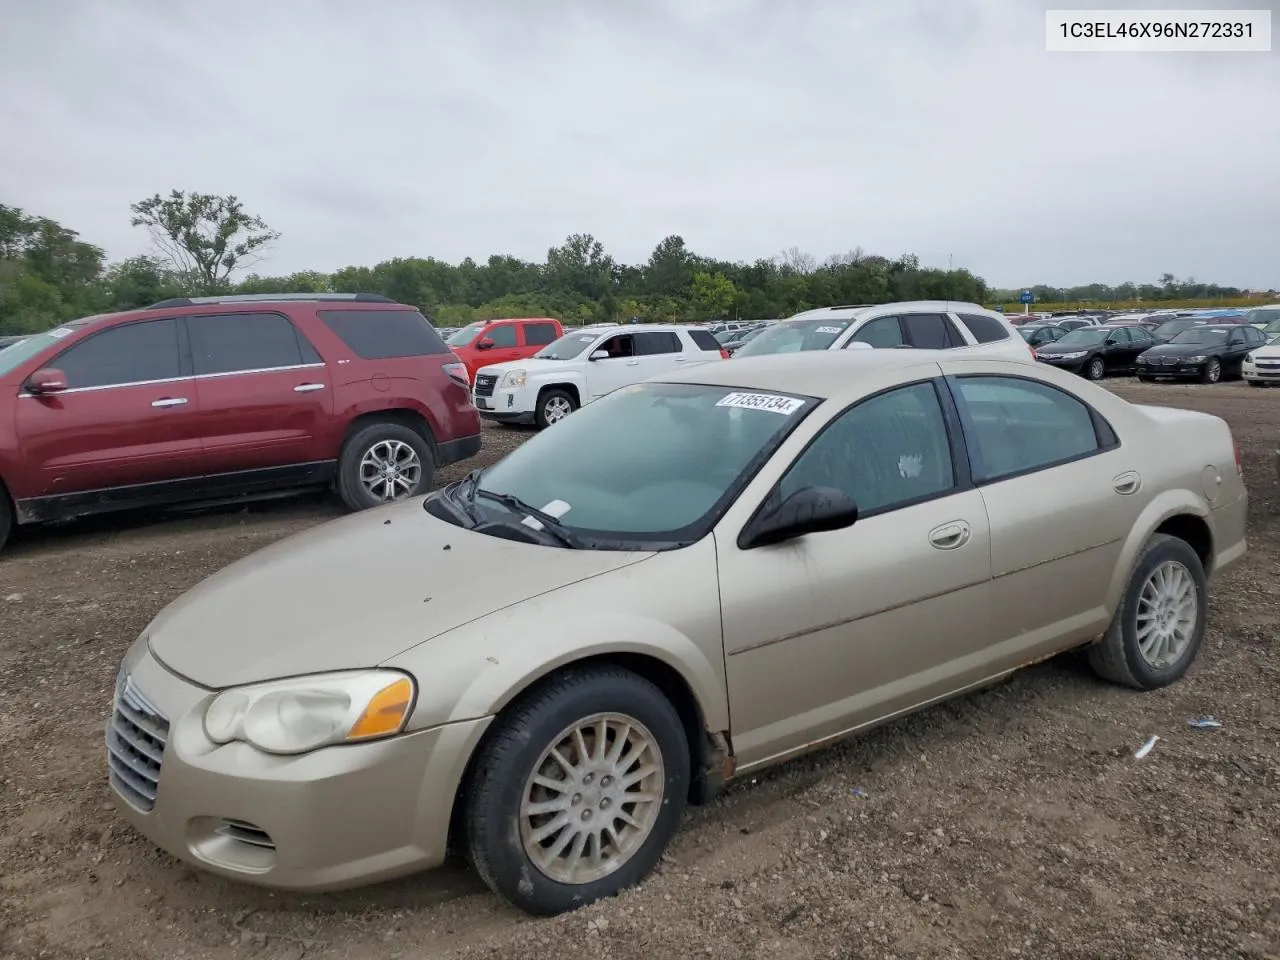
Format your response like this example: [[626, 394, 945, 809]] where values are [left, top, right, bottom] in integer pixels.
[[107, 350, 1247, 915]]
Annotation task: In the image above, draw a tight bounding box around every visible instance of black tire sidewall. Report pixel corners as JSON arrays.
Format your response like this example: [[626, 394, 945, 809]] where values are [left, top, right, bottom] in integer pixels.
[[338, 423, 435, 510], [1087, 357, 1105, 380], [535, 389, 575, 430], [467, 670, 690, 915], [1116, 538, 1208, 688]]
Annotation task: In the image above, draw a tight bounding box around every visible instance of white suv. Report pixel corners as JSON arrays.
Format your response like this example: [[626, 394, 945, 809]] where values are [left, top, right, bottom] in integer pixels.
[[473, 324, 726, 428], [732, 301, 1034, 363]]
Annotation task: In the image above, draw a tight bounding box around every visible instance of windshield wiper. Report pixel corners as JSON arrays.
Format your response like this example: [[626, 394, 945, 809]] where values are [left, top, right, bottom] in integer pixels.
[[472, 489, 585, 548], [434, 468, 484, 526]]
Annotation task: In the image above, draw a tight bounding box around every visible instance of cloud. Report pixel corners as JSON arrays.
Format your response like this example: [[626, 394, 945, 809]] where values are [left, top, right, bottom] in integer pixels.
[[1, 0, 1276, 288]]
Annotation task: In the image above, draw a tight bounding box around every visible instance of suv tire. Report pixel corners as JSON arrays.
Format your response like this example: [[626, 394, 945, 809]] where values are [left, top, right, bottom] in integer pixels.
[[336, 422, 435, 511], [535, 389, 576, 430], [1087, 533, 1208, 691], [0, 483, 11, 553], [463, 665, 690, 916]]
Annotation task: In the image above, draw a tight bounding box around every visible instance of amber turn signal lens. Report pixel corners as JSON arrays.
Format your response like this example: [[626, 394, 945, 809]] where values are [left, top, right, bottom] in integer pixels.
[[347, 676, 414, 740]]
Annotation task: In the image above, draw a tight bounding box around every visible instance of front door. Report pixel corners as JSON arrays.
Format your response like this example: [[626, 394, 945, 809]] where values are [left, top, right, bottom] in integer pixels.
[[14, 317, 203, 498], [718, 378, 994, 769], [584, 333, 642, 401], [477, 322, 523, 368], [187, 311, 334, 474]]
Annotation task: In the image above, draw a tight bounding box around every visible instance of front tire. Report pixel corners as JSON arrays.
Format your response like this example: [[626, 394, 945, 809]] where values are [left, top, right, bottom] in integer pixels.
[[1087, 533, 1208, 690], [1201, 358, 1222, 384], [464, 666, 690, 916], [336, 422, 434, 511], [1085, 357, 1106, 381], [535, 389, 577, 430]]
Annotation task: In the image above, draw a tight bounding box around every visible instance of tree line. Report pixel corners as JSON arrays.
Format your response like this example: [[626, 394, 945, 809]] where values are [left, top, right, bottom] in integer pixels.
[[0, 192, 1258, 337]]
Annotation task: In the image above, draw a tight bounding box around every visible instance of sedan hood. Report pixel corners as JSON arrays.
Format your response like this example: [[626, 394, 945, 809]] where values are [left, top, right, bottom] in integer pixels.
[[1141, 343, 1222, 358], [146, 497, 652, 688]]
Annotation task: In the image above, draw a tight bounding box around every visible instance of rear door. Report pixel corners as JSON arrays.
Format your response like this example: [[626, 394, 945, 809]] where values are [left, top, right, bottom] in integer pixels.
[[634, 330, 686, 375], [521, 321, 560, 355], [14, 317, 203, 497], [187, 311, 333, 474]]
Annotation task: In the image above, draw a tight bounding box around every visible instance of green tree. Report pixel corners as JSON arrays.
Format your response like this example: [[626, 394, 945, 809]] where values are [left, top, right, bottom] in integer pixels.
[[691, 271, 738, 318], [129, 190, 280, 294]]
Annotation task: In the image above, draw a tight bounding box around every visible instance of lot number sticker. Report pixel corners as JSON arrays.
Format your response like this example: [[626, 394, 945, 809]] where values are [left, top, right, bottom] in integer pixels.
[[716, 392, 805, 415], [815, 325, 844, 334]]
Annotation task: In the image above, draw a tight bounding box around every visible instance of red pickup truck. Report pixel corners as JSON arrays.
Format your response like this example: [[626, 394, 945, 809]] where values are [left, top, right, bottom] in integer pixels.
[[445, 317, 565, 383]]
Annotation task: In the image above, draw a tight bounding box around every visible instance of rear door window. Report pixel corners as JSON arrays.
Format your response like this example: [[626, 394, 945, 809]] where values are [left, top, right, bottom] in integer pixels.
[[955, 313, 1011, 344], [523, 322, 559, 346], [187, 312, 314, 375], [636, 331, 682, 355], [318, 309, 450, 359], [51, 318, 183, 389], [902, 314, 962, 349], [687, 329, 723, 352]]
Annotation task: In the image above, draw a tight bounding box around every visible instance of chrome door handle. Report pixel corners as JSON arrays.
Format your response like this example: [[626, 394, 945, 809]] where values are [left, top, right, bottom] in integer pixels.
[[294, 383, 325, 393], [928, 520, 971, 550], [1113, 471, 1141, 495], [151, 397, 187, 408], [626, 360, 639, 366], [674, 357, 688, 362]]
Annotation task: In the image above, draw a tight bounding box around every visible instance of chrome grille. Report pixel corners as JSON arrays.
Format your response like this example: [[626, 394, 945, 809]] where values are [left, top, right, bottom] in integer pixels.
[[474, 373, 497, 397], [106, 671, 169, 812]]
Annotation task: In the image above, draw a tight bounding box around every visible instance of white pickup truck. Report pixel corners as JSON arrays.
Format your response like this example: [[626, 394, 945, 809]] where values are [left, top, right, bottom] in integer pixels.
[[472, 324, 727, 429]]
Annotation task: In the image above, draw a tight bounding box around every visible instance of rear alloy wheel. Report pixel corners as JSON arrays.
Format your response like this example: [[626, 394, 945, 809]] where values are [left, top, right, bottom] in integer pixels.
[[464, 666, 689, 916], [536, 389, 576, 430], [1087, 533, 1207, 690], [337, 422, 434, 511], [1085, 357, 1106, 380], [1201, 358, 1222, 384]]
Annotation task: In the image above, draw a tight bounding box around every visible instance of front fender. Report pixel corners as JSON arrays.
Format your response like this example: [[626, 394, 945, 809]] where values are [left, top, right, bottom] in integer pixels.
[[1104, 488, 1211, 614]]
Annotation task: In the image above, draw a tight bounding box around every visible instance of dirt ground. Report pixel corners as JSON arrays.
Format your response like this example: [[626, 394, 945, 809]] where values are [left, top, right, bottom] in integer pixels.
[[1, 380, 1277, 960]]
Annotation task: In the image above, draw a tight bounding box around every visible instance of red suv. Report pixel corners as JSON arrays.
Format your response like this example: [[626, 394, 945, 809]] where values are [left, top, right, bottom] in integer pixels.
[[0, 293, 481, 550], [445, 317, 565, 383]]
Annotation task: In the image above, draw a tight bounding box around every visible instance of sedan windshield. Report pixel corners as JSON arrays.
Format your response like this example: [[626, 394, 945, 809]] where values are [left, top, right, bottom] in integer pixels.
[[733, 317, 852, 356], [1262, 318, 1280, 337], [1052, 328, 1107, 347], [534, 331, 600, 360], [1170, 327, 1229, 345], [458, 381, 816, 545]]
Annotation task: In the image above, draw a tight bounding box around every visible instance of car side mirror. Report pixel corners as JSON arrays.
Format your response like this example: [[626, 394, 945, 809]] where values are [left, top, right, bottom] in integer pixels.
[[476, 338, 495, 350], [25, 367, 68, 394], [589, 349, 609, 360], [740, 486, 858, 550]]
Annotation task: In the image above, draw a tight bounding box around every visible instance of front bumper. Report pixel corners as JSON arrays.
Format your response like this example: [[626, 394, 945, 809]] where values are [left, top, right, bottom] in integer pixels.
[[1036, 355, 1086, 373], [106, 647, 492, 892], [472, 382, 537, 423], [1242, 360, 1280, 383], [1135, 362, 1206, 379]]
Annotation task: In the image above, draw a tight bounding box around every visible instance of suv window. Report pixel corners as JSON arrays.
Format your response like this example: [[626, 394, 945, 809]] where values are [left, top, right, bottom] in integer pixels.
[[952, 376, 1105, 482], [598, 334, 636, 358], [849, 316, 904, 348], [956, 313, 1011, 344], [485, 324, 518, 348], [902, 313, 961, 349], [636, 331, 681, 355], [778, 381, 955, 516], [524, 322, 559, 346], [318, 309, 449, 359], [188, 312, 317, 375], [687, 329, 722, 352], [51, 318, 182, 389]]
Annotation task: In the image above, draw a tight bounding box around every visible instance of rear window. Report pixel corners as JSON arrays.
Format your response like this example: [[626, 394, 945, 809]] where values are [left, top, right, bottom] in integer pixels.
[[318, 309, 449, 359], [956, 313, 1011, 344], [687, 329, 723, 352]]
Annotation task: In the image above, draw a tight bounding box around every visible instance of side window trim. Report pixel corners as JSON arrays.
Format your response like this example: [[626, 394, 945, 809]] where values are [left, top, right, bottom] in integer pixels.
[[746, 377, 971, 537], [941, 373, 1121, 487], [31, 317, 191, 394]]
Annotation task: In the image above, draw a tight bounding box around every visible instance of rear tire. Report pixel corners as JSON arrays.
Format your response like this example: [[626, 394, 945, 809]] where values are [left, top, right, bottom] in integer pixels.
[[464, 666, 690, 916], [336, 422, 435, 511], [0, 483, 12, 553], [1087, 533, 1207, 691], [1085, 357, 1106, 380], [535, 389, 577, 430]]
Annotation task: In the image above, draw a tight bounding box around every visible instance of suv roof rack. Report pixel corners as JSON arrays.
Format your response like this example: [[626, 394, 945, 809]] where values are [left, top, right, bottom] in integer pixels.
[[145, 293, 397, 309]]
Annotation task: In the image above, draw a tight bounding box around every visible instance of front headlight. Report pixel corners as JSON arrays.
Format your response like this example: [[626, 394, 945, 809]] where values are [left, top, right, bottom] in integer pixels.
[[203, 670, 415, 755], [1058, 351, 1087, 360], [1245, 353, 1255, 363], [1185, 355, 1207, 363], [500, 370, 527, 388]]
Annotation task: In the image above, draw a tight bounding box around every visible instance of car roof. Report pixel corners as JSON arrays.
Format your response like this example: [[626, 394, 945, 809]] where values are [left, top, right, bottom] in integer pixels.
[[787, 300, 993, 322]]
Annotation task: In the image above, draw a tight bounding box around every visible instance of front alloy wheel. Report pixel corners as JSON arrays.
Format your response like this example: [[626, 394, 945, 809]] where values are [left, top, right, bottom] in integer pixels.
[[1201, 358, 1222, 384], [1086, 357, 1106, 380]]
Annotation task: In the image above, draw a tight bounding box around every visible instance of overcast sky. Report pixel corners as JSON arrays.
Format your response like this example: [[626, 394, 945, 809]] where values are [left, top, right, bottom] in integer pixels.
[[1, 0, 1277, 289]]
